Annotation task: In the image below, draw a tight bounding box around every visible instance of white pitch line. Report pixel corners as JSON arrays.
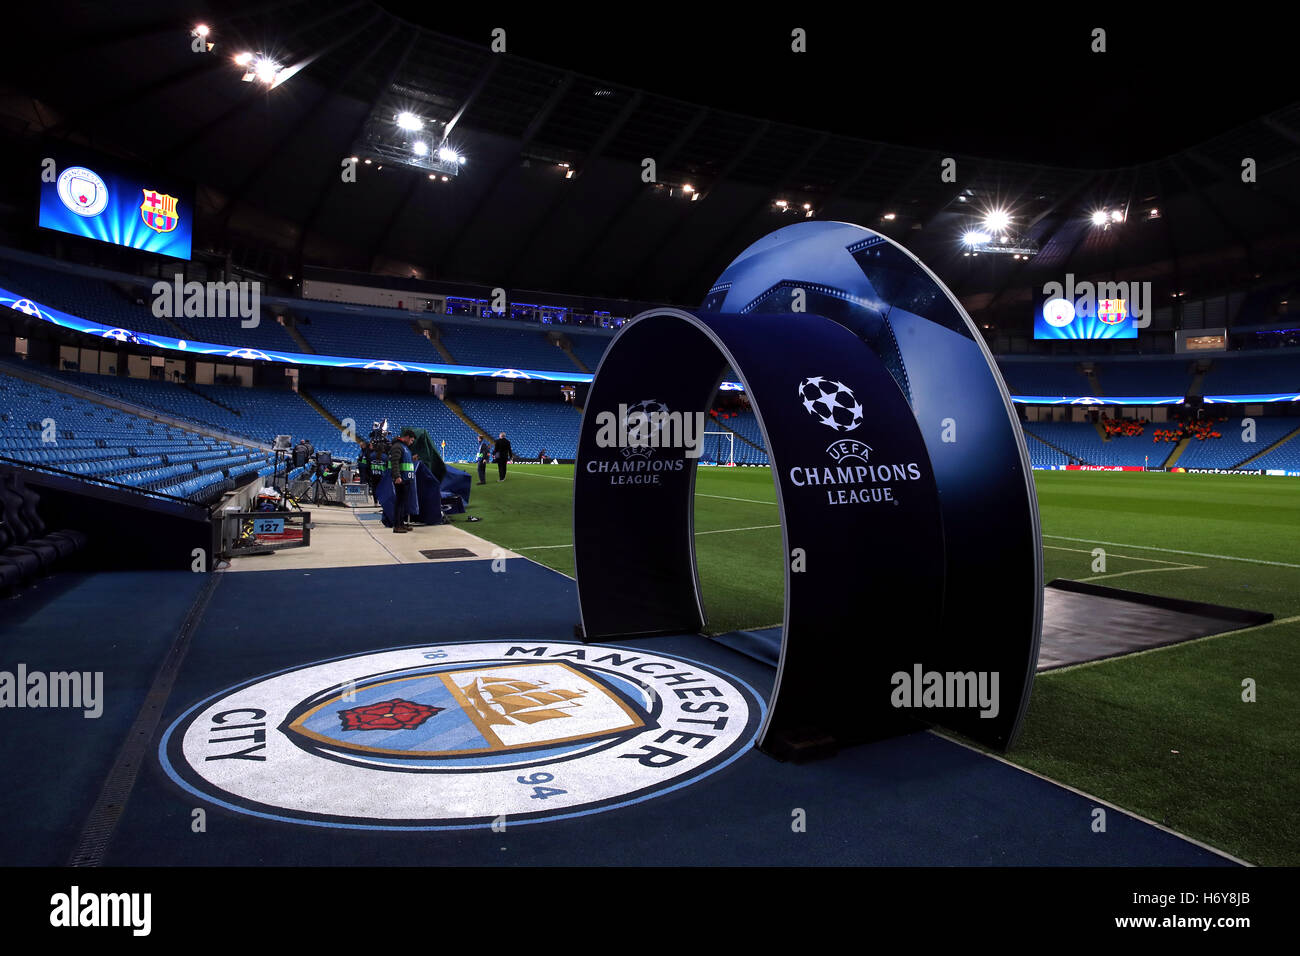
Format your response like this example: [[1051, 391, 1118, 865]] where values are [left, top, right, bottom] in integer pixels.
[[509, 469, 778, 506], [1078, 564, 1204, 583], [507, 470, 574, 481], [512, 523, 781, 552], [1043, 534, 1300, 569], [696, 493, 778, 505], [1043, 544, 1196, 566]]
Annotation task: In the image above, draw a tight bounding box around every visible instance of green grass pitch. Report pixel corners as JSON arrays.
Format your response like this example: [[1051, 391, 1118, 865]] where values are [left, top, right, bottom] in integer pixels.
[[462, 464, 1299, 865]]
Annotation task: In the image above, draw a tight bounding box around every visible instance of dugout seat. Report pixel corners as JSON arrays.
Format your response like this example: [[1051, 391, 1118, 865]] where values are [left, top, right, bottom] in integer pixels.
[[5, 473, 87, 555], [0, 472, 82, 575]]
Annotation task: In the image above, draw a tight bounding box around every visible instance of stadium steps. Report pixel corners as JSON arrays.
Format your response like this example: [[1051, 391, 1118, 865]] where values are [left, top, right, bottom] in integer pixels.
[[146, 308, 194, 340], [101, 278, 193, 339], [560, 339, 590, 373], [1022, 427, 1082, 464], [1187, 364, 1209, 398], [1093, 421, 1109, 441], [1085, 366, 1103, 396], [441, 397, 490, 439], [184, 383, 240, 417], [283, 320, 316, 354], [422, 325, 458, 364], [297, 388, 344, 432], [1234, 422, 1300, 468], [1164, 437, 1192, 468], [711, 416, 764, 455]]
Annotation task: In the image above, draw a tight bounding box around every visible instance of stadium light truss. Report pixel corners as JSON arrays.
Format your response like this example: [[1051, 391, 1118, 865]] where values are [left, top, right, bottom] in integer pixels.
[[963, 232, 1039, 257], [353, 103, 464, 176]]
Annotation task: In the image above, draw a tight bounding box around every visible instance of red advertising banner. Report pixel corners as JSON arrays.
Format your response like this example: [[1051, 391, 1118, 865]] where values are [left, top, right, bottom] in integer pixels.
[[1065, 465, 1146, 471]]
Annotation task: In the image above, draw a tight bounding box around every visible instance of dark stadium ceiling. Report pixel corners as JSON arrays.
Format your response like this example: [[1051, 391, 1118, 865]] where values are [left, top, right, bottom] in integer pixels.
[[3, 1, 1300, 318]]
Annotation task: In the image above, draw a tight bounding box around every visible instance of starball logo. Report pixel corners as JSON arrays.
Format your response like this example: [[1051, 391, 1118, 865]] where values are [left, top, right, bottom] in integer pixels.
[[789, 376, 925, 506], [587, 400, 704, 485]]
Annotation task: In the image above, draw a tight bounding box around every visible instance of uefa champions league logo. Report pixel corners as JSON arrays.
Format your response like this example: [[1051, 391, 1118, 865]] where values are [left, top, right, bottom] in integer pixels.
[[624, 399, 670, 434], [4, 298, 46, 319], [797, 376, 863, 432], [56, 167, 109, 218]]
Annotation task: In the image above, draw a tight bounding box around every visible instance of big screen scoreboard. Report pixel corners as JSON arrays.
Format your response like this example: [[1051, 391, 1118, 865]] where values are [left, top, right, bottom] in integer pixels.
[[37, 149, 193, 260], [1033, 286, 1139, 340]]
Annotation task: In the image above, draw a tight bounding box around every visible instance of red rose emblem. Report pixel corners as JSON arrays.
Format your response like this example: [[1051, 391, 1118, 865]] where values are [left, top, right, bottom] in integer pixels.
[[338, 698, 443, 731]]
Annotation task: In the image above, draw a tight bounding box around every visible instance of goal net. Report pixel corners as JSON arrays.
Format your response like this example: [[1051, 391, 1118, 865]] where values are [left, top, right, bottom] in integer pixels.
[[703, 430, 735, 466]]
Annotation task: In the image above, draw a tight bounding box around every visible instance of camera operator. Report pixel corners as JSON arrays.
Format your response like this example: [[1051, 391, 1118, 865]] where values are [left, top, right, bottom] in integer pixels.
[[367, 427, 389, 503]]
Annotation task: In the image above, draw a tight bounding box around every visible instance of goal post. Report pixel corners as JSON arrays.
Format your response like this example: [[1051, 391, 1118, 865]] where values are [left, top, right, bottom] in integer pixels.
[[703, 430, 735, 466]]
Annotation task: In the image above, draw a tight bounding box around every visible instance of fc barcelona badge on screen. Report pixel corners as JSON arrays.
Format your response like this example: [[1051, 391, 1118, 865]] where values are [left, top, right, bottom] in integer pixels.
[[140, 189, 180, 233]]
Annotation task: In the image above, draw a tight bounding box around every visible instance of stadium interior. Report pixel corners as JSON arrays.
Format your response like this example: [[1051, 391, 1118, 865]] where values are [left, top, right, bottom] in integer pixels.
[[0, 3, 1296, 900]]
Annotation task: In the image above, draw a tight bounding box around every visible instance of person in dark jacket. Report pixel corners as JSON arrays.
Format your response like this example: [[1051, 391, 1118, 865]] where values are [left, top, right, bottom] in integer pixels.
[[357, 441, 372, 486], [493, 432, 512, 482], [476, 435, 492, 485], [390, 431, 416, 532], [367, 441, 386, 502]]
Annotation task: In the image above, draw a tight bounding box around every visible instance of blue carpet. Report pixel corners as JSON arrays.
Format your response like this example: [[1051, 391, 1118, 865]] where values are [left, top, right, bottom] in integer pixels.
[[0, 571, 209, 865], [74, 559, 1233, 867], [0, 560, 1239, 866], [714, 626, 782, 667]]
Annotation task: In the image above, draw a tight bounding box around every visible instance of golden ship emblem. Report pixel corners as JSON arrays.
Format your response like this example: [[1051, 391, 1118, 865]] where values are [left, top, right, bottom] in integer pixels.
[[460, 676, 586, 727]]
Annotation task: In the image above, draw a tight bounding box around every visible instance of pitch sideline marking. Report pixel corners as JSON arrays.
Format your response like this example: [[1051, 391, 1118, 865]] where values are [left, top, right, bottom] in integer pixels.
[[513, 523, 781, 552], [1043, 544, 1205, 581], [1078, 564, 1205, 583], [1044, 544, 1198, 567], [507, 470, 573, 481], [1044, 534, 1300, 569], [697, 493, 778, 505], [509, 469, 779, 506]]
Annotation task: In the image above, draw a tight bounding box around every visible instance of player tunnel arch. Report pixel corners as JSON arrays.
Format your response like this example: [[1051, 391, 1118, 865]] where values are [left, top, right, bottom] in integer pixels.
[[573, 307, 1039, 757], [573, 224, 1042, 758]]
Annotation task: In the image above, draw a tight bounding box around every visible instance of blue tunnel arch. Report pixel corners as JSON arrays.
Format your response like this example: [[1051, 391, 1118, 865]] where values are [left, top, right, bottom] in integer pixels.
[[573, 223, 1041, 756]]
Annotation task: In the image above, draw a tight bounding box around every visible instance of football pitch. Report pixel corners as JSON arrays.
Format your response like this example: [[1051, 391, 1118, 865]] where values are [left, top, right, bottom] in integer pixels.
[[464, 464, 1300, 865]]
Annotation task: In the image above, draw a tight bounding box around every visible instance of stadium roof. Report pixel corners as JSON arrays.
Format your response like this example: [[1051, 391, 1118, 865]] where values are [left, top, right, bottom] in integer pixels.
[[5, 3, 1300, 325]]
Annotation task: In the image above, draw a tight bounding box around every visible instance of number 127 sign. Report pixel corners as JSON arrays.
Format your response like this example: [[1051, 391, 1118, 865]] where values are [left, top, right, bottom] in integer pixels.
[[253, 518, 284, 535]]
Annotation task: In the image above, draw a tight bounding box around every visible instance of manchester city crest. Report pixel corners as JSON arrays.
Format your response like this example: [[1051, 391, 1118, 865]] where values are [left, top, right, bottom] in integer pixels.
[[160, 641, 762, 829]]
